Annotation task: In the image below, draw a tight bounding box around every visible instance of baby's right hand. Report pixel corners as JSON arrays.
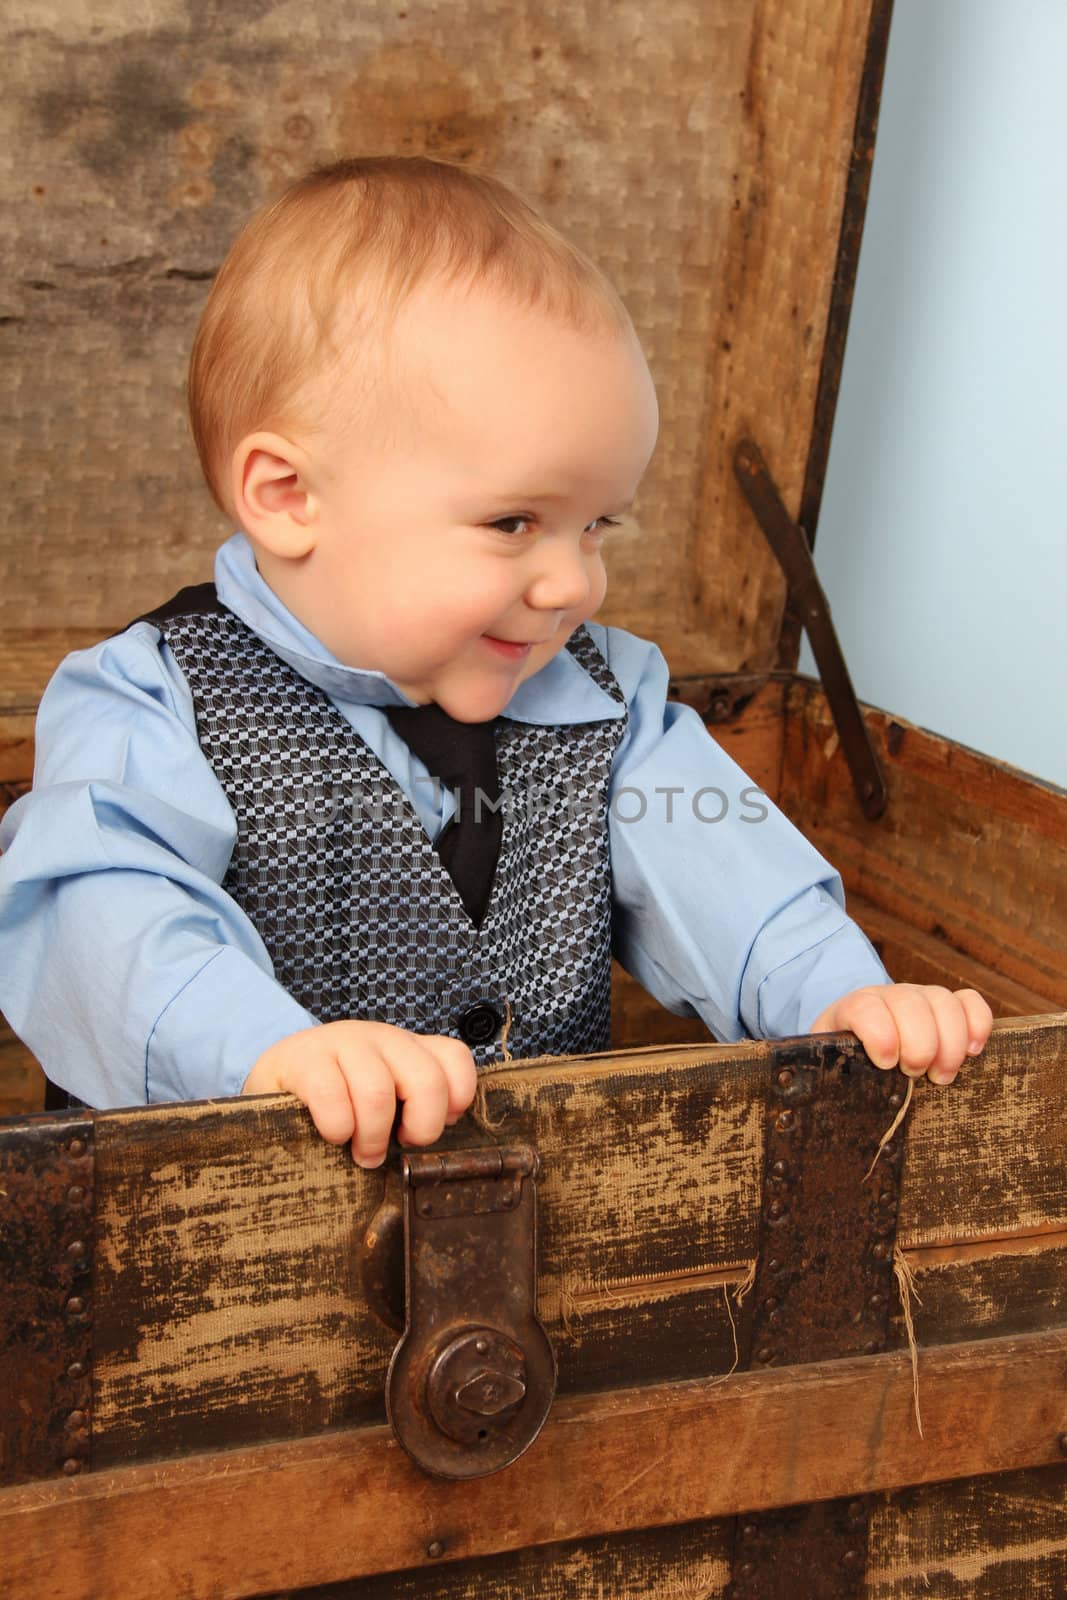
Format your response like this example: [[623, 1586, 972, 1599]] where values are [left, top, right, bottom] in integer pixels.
[[242, 1021, 479, 1167]]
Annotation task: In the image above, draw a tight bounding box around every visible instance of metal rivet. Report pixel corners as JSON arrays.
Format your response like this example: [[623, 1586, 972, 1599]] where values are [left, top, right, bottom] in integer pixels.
[[767, 1200, 784, 1219], [67, 1361, 85, 1380], [62, 1458, 82, 1476], [67, 1410, 86, 1429], [776, 1069, 793, 1088], [66, 1185, 84, 1204], [767, 1258, 781, 1273], [869, 1292, 886, 1311], [872, 1241, 888, 1260], [842, 1549, 860, 1567], [848, 1499, 866, 1519], [763, 1296, 778, 1312], [864, 1339, 881, 1354], [755, 1346, 773, 1364], [738, 1561, 754, 1578], [741, 1521, 757, 1539], [66, 1296, 85, 1315], [770, 1159, 788, 1177], [68, 1139, 86, 1158], [419, 1200, 432, 1216], [67, 1239, 86, 1259], [475, 1338, 488, 1354], [888, 1093, 903, 1109], [426, 1540, 444, 1559], [776, 1109, 794, 1131]]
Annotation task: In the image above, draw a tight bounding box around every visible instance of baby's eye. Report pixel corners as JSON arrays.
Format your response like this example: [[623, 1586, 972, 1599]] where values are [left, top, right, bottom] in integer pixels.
[[584, 516, 622, 534], [490, 516, 533, 536]]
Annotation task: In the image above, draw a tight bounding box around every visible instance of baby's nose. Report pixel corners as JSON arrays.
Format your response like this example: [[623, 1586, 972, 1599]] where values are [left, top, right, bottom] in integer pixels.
[[526, 542, 593, 611]]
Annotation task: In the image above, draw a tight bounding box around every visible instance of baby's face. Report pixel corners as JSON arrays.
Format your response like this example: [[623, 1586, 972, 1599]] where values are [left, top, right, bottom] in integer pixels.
[[292, 279, 659, 721]]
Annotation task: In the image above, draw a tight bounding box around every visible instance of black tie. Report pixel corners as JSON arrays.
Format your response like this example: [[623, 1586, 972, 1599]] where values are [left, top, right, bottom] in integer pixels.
[[384, 702, 503, 927]]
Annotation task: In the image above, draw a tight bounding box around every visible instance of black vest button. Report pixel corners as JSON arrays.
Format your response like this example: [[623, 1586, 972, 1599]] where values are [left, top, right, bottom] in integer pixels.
[[457, 1002, 503, 1046]]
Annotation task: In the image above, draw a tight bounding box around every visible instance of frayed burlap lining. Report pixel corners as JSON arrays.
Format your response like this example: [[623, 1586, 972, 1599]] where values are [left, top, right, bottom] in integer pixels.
[[893, 1240, 924, 1437], [866, 1075, 923, 1434]]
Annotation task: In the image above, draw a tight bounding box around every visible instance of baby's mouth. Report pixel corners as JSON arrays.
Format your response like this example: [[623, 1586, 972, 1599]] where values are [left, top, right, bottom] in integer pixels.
[[482, 634, 533, 658]]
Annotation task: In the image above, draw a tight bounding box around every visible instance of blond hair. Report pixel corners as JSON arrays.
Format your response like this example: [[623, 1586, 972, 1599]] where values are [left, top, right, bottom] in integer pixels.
[[188, 156, 632, 515]]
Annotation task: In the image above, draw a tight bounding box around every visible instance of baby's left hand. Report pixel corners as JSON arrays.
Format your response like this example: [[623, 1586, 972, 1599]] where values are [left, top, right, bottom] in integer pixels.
[[810, 983, 993, 1085]]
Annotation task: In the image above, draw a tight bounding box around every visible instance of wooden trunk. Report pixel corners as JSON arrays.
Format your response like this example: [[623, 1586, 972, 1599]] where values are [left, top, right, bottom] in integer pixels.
[[2, 0, 1065, 1595]]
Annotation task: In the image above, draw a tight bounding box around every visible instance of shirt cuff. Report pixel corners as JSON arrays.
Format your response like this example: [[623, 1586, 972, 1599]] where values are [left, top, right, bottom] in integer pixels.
[[741, 887, 891, 1039], [145, 947, 320, 1103]]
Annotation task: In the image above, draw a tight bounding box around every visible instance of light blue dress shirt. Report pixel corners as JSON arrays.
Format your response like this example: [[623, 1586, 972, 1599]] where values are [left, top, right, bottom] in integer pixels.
[[0, 534, 888, 1108]]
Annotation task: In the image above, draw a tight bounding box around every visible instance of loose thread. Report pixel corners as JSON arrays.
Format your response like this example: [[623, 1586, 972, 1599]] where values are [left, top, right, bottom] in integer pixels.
[[499, 998, 514, 1063], [864, 1075, 914, 1181], [893, 1241, 924, 1437], [556, 1274, 582, 1343], [467, 1003, 516, 1132], [722, 1279, 740, 1377], [709, 1270, 754, 1386], [470, 1078, 508, 1133], [733, 1257, 758, 1308]]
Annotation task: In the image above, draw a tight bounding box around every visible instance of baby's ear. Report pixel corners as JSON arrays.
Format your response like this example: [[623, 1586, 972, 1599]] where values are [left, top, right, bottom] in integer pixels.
[[232, 431, 319, 558]]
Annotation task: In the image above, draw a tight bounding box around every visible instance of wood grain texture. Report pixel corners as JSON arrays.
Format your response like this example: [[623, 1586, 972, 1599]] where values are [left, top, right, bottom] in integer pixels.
[[254, 1463, 1067, 1600], [779, 682, 1067, 1010], [0, 0, 877, 678], [0, 1022, 43, 1121], [869, 1465, 1067, 1599], [846, 894, 1059, 1018], [18, 1014, 1054, 1469], [1, 1330, 1063, 1599], [262, 1520, 735, 1600]]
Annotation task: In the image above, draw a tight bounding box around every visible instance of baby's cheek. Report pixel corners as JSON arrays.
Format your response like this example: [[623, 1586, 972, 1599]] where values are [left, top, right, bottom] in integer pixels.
[[588, 562, 609, 616]]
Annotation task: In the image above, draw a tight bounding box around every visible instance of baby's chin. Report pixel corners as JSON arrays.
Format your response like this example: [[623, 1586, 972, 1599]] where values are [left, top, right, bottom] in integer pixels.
[[431, 684, 521, 723]]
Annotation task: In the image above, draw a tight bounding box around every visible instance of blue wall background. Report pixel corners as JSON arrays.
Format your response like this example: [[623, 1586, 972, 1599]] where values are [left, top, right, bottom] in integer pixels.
[[802, 0, 1066, 787]]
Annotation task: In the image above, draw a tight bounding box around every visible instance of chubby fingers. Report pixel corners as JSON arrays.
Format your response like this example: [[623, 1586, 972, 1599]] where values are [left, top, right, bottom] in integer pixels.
[[242, 1036, 360, 1146], [813, 983, 994, 1084], [957, 987, 994, 1057], [333, 1026, 478, 1168]]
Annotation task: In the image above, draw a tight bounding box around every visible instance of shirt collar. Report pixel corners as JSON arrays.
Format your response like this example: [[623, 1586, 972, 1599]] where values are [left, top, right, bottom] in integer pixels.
[[213, 532, 622, 725]]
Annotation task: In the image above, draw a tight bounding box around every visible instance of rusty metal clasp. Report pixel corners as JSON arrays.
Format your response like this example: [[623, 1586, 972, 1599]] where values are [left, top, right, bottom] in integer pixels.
[[361, 1145, 556, 1479]]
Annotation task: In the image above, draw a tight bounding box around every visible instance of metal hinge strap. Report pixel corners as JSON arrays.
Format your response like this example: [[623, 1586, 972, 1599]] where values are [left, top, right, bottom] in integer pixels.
[[734, 437, 888, 820], [0, 1112, 95, 1486], [726, 1038, 910, 1599]]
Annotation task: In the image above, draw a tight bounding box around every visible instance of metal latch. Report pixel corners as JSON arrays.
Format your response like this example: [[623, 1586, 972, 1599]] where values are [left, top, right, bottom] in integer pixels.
[[361, 1146, 556, 1479]]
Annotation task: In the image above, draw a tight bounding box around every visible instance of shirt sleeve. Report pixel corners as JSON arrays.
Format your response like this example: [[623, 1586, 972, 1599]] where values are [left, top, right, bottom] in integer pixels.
[[592, 625, 890, 1042], [0, 624, 318, 1108]]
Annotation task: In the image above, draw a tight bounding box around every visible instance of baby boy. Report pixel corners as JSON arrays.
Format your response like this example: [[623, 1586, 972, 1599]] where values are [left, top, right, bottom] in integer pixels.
[[0, 157, 991, 1162]]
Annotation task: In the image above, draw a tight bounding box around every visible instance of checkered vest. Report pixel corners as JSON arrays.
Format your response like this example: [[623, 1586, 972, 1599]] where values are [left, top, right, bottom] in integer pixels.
[[149, 590, 628, 1066]]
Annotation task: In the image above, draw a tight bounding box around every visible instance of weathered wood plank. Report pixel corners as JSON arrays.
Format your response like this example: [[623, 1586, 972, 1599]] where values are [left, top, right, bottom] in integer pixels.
[[264, 1521, 734, 1600], [225, 1465, 1067, 1600], [0, 0, 878, 679], [846, 893, 1058, 1018], [59, 1015, 1065, 1463], [888, 1237, 1067, 1354], [1, 1330, 1062, 1600], [897, 1015, 1066, 1251], [868, 1465, 1067, 1599], [779, 684, 1067, 1010], [0, 1023, 43, 1121]]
